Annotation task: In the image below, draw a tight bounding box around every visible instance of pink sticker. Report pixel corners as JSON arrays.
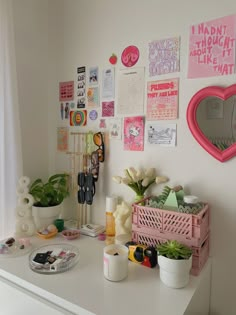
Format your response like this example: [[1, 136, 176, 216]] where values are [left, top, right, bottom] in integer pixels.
[[121, 45, 139, 67]]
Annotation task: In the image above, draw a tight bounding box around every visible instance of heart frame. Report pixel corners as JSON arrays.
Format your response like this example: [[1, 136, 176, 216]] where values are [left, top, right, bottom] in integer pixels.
[[187, 84, 236, 162]]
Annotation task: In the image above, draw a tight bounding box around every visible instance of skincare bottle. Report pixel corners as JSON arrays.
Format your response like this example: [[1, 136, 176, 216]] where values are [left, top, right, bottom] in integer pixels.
[[105, 196, 117, 237]]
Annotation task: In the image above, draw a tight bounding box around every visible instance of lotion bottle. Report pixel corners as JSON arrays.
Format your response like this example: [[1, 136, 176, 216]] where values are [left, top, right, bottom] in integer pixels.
[[105, 196, 118, 236]]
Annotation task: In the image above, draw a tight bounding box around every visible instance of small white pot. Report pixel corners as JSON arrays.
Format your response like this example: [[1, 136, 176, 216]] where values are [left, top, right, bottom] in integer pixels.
[[32, 204, 62, 230], [158, 255, 192, 289]]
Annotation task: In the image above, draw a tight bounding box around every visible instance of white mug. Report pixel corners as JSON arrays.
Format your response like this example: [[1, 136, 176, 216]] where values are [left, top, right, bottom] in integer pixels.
[[103, 244, 128, 281]]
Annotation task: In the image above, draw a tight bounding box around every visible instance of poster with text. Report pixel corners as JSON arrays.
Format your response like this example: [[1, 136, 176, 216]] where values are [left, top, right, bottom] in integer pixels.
[[117, 67, 145, 115], [188, 15, 236, 78], [149, 37, 180, 76], [57, 127, 69, 152], [146, 78, 179, 120], [59, 81, 74, 102], [124, 116, 144, 151]]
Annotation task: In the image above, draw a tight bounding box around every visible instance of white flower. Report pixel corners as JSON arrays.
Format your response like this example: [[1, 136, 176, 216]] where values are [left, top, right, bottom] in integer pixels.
[[142, 177, 151, 187], [127, 167, 138, 182], [155, 176, 168, 184], [145, 168, 155, 178], [136, 169, 144, 181]]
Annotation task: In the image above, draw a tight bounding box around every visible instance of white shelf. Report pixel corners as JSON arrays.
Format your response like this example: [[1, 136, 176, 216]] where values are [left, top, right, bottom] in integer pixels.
[[0, 234, 211, 315]]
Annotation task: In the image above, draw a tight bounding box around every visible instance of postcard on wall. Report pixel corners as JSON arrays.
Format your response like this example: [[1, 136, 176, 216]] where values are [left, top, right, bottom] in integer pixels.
[[57, 127, 69, 152], [77, 66, 86, 108], [109, 118, 122, 140], [89, 66, 99, 85], [102, 68, 115, 99], [149, 37, 180, 76], [87, 87, 99, 107], [117, 67, 145, 115], [124, 116, 144, 151], [70, 110, 87, 126], [59, 81, 74, 102], [188, 15, 236, 78], [146, 78, 179, 120], [102, 101, 114, 117], [147, 123, 176, 147]]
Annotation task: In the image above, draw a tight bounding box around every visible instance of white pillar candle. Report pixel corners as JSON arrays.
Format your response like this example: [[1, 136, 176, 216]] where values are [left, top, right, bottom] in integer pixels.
[[103, 244, 128, 281]]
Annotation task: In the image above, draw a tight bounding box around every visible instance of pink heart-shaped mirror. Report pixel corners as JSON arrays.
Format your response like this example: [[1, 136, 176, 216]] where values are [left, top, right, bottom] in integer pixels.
[[187, 84, 236, 162]]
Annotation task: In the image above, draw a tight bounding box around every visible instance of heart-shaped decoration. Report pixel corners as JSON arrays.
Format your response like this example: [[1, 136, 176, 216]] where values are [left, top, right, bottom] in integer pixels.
[[187, 84, 236, 162]]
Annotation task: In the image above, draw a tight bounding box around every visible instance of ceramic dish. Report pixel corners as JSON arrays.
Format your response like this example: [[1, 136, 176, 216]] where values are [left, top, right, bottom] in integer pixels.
[[61, 229, 80, 240], [36, 229, 58, 239]]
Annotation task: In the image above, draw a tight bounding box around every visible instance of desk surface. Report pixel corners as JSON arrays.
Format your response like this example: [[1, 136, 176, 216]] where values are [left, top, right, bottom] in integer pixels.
[[0, 234, 210, 315]]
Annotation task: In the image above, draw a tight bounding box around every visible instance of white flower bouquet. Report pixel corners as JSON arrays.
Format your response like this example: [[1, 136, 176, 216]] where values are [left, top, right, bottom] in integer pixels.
[[112, 167, 168, 200]]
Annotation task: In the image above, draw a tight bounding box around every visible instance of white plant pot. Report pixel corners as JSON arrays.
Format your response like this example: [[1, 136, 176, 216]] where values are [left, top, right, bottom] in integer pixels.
[[32, 204, 62, 230], [158, 255, 192, 289]]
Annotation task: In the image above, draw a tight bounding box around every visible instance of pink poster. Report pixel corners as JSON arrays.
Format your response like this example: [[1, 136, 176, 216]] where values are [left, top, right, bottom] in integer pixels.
[[146, 78, 179, 120], [124, 116, 144, 151], [149, 37, 180, 76], [188, 15, 236, 78], [102, 101, 114, 117], [59, 81, 74, 101]]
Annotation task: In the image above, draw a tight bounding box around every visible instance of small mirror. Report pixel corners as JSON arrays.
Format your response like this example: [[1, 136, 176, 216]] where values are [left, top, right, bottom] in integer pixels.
[[187, 84, 236, 162]]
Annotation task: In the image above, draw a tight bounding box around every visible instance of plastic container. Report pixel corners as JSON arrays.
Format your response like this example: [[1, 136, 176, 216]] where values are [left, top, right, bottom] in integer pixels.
[[132, 198, 210, 247], [132, 230, 210, 276]]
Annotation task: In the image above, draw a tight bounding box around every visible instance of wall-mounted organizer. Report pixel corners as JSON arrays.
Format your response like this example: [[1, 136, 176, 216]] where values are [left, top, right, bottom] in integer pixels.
[[66, 131, 105, 228]]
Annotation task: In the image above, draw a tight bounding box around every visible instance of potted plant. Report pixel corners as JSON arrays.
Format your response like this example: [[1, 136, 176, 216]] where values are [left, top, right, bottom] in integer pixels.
[[29, 173, 69, 230], [156, 240, 192, 289]]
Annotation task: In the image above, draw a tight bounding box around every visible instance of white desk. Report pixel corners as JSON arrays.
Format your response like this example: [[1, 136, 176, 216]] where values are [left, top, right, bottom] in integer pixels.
[[0, 235, 211, 315]]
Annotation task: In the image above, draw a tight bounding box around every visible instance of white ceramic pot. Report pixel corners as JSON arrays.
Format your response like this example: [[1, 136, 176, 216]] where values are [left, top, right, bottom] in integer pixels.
[[158, 255, 192, 289], [32, 204, 62, 230]]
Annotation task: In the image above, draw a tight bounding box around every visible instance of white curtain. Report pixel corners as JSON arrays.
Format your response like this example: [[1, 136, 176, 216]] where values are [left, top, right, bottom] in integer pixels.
[[0, 0, 23, 239]]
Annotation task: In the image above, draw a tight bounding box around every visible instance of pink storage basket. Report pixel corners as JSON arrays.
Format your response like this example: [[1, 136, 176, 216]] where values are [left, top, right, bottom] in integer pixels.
[[131, 230, 210, 276], [132, 198, 210, 247]]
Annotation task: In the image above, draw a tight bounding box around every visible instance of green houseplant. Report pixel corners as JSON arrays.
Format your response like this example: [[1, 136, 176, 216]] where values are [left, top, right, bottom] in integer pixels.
[[29, 173, 69, 207], [156, 240, 192, 289], [29, 173, 69, 230]]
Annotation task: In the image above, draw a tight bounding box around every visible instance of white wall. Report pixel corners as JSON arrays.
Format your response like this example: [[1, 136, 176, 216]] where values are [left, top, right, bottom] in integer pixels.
[[13, 0, 236, 314], [13, 0, 49, 180]]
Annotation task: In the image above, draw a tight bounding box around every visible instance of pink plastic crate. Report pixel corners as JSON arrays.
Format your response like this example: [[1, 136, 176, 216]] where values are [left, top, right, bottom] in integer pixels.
[[132, 198, 210, 247], [131, 230, 210, 276]]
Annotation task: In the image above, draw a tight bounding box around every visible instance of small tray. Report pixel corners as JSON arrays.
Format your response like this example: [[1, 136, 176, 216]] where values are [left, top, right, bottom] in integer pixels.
[[29, 243, 79, 274], [36, 230, 58, 239], [61, 229, 80, 240], [0, 237, 32, 258]]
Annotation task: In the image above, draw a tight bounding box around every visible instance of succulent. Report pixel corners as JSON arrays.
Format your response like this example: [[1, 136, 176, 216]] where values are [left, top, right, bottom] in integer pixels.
[[156, 240, 192, 260]]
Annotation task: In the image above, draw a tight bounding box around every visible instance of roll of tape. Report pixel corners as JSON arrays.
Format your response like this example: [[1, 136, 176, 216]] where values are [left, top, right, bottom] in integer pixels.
[[17, 193, 34, 208], [18, 176, 30, 188], [15, 206, 32, 218], [16, 184, 29, 196]]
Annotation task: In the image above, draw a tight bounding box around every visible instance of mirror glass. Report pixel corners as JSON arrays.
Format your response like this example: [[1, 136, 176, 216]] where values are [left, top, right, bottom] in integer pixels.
[[187, 84, 236, 162]]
